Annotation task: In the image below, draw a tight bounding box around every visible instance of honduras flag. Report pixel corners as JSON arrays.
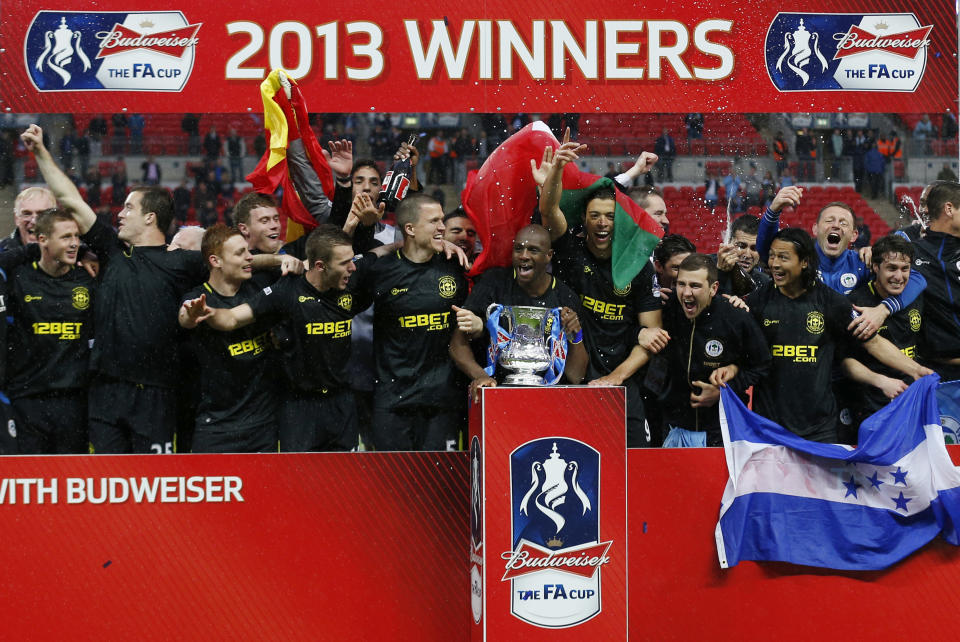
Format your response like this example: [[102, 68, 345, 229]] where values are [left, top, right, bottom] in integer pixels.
[[716, 375, 960, 570]]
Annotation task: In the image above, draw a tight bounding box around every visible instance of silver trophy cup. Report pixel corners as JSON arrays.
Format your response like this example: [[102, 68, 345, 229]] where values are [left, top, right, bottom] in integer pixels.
[[488, 304, 553, 385]]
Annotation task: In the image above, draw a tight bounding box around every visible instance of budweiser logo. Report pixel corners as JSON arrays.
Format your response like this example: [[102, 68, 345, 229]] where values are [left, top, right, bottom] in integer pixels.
[[501, 539, 612, 580], [96, 22, 201, 58], [833, 24, 932, 60]]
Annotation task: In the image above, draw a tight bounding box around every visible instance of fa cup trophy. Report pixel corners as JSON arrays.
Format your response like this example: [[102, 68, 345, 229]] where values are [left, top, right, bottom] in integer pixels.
[[484, 304, 567, 386]]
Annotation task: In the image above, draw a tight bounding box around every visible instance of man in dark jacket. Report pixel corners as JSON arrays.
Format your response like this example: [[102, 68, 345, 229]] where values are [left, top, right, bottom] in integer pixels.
[[647, 254, 770, 447], [912, 181, 960, 381]]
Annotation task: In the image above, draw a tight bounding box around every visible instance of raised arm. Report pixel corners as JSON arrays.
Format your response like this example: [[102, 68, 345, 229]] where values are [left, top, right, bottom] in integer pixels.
[[756, 185, 804, 265], [286, 138, 334, 224], [536, 129, 586, 241], [20, 124, 96, 234], [614, 151, 658, 188]]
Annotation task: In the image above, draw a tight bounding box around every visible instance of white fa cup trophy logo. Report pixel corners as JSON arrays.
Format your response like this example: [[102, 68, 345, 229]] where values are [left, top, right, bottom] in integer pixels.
[[776, 18, 828, 86], [35, 16, 92, 86], [520, 443, 591, 535]]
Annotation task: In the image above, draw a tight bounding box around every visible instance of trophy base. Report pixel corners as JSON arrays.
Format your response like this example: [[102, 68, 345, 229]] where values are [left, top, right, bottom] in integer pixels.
[[502, 372, 546, 386]]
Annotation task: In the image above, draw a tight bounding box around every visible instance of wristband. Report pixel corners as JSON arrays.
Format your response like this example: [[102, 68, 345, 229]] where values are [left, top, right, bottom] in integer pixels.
[[570, 329, 583, 344]]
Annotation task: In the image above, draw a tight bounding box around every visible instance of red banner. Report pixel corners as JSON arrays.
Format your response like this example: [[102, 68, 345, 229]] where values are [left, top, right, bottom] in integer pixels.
[[0, 453, 469, 640], [2, 0, 956, 113], [1, 448, 959, 640]]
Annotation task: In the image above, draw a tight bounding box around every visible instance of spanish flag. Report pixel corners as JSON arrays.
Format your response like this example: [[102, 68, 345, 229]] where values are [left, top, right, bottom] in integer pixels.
[[246, 70, 334, 238]]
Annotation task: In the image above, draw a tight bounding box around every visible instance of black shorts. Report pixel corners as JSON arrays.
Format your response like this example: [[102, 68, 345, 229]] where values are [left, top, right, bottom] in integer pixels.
[[625, 377, 651, 448], [280, 389, 358, 452], [89, 378, 176, 454], [192, 420, 277, 454], [13, 391, 88, 454], [371, 400, 460, 452]]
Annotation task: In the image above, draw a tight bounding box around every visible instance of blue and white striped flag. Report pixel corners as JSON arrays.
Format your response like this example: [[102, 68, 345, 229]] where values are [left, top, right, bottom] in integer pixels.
[[716, 375, 960, 570]]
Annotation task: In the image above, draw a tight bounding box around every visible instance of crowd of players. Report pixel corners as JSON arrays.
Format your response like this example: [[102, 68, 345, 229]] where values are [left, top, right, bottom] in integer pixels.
[[3, 119, 960, 455]]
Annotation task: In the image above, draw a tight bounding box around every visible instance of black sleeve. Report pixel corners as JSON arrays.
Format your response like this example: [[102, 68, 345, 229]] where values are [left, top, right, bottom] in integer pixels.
[[464, 273, 496, 317], [280, 236, 308, 260], [846, 285, 873, 308], [351, 224, 382, 254], [81, 219, 119, 265], [0, 245, 35, 272], [824, 286, 857, 339], [173, 249, 207, 287], [346, 253, 378, 313], [247, 277, 291, 323], [632, 262, 661, 313], [350, 249, 381, 299], [454, 264, 469, 308], [330, 183, 353, 228], [550, 230, 578, 281], [727, 310, 771, 397], [743, 279, 772, 325], [557, 281, 580, 311]]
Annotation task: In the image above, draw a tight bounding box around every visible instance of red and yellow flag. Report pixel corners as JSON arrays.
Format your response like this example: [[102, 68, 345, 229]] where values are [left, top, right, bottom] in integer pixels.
[[247, 70, 335, 239]]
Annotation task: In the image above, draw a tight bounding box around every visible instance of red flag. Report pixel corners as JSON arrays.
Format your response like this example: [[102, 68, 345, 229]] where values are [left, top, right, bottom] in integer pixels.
[[461, 121, 661, 287], [462, 122, 565, 277]]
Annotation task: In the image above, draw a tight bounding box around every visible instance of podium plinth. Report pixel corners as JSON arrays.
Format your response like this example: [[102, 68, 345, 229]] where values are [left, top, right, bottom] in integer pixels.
[[469, 386, 627, 640]]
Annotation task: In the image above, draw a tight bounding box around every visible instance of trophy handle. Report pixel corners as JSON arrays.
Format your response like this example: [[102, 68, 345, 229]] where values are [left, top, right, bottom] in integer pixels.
[[488, 303, 511, 333]]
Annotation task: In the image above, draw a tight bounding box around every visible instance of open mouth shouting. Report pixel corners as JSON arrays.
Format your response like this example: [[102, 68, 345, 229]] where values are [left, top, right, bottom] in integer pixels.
[[592, 230, 611, 245], [822, 230, 845, 255], [516, 259, 535, 280]]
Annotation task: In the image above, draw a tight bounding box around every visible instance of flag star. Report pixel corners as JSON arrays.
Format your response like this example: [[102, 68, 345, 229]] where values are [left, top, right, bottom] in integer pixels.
[[843, 476, 861, 499], [890, 467, 908, 486], [892, 491, 912, 512], [867, 470, 884, 490]]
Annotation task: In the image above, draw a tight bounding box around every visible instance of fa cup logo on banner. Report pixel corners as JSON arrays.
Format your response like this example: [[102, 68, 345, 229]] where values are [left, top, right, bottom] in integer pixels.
[[765, 13, 931, 92], [502, 438, 612, 628], [25, 11, 200, 92], [35, 17, 92, 86], [775, 18, 828, 86]]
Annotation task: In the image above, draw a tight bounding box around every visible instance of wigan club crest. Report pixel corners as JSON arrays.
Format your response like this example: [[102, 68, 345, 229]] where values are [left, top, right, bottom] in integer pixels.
[[25, 11, 200, 92], [501, 438, 611, 628], [765, 13, 931, 92]]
